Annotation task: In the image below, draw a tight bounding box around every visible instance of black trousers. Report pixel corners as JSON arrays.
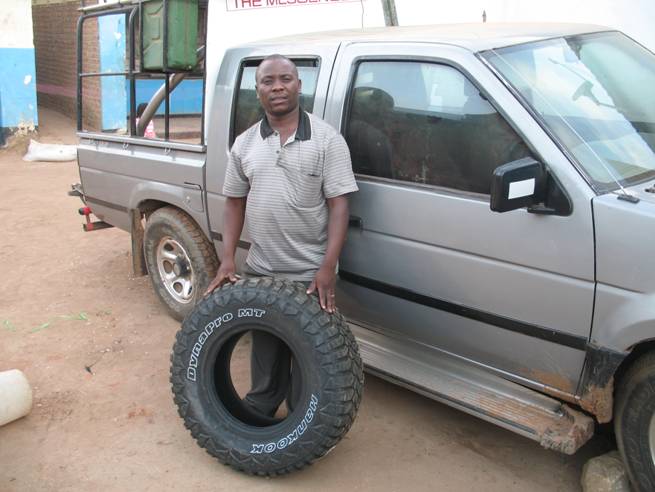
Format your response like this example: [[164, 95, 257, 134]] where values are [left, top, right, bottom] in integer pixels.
[[242, 265, 310, 417]]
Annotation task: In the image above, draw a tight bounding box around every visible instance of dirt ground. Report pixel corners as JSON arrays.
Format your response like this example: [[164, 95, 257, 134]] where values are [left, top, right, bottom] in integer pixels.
[[0, 108, 610, 491]]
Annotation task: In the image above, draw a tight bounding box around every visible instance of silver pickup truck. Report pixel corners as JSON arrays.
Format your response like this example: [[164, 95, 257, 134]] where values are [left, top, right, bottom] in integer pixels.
[[74, 22, 655, 489]]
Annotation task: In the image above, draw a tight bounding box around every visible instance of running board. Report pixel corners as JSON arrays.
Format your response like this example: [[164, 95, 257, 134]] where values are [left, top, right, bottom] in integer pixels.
[[349, 324, 594, 455]]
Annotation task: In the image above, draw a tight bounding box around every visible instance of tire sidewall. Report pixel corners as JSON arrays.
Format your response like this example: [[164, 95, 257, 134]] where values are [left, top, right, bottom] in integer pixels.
[[178, 286, 334, 466], [617, 374, 655, 491], [144, 209, 213, 321]]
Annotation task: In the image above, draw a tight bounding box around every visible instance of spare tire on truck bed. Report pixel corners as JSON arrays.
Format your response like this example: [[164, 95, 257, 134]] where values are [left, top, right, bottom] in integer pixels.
[[170, 277, 364, 476]]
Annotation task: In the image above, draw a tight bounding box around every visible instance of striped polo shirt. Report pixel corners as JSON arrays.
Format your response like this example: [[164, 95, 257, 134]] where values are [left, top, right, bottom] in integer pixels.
[[223, 110, 359, 281]]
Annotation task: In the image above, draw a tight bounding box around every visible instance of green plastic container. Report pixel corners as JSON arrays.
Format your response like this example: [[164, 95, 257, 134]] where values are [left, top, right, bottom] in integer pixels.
[[141, 0, 198, 71]]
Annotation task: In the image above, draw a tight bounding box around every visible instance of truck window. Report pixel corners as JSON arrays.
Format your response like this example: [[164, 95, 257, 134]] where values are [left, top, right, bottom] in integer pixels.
[[344, 60, 532, 194], [231, 58, 319, 144]]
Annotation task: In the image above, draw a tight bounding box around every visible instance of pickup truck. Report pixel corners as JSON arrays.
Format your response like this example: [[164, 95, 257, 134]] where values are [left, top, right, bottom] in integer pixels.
[[74, 20, 655, 490]]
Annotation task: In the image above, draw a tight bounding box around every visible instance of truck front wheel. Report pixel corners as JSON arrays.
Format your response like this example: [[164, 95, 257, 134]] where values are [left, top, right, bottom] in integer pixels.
[[144, 207, 217, 321], [615, 350, 655, 492]]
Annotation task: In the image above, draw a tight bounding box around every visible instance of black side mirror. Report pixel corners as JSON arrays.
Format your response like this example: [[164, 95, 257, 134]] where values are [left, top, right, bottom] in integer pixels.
[[490, 157, 546, 213]]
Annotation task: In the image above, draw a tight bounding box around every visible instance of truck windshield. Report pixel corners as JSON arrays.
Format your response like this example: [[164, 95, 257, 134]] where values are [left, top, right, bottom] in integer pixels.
[[484, 32, 655, 192]]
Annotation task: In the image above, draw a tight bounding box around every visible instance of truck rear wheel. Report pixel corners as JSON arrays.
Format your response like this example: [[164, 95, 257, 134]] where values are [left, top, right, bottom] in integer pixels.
[[615, 350, 655, 492], [170, 278, 364, 476], [144, 207, 217, 321]]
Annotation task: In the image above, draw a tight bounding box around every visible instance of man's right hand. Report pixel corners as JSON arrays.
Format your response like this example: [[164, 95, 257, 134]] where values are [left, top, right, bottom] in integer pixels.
[[204, 259, 239, 296]]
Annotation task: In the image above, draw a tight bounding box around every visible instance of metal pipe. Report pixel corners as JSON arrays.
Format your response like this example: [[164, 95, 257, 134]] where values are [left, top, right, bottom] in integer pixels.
[[76, 14, 84, 131], [165, 75, 170, 140], [128, 7, 138, 136], [83, 221, 115, 232], [78, 0, 135, 14], [79, 71, 131, 77], [163, 0, 169, 72], [200, 4, 208, 144], [76, 5, 136, 131], [136, 46, 206, 136]]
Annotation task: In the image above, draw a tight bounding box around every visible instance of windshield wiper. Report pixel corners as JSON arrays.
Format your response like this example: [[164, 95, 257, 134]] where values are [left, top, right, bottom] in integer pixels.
[[572, 80, 616, 108], [548, 57, 616, 108]]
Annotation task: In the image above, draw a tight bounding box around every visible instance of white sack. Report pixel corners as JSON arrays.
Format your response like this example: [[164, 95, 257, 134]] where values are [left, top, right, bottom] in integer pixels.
[[23, 139, 77, 162]]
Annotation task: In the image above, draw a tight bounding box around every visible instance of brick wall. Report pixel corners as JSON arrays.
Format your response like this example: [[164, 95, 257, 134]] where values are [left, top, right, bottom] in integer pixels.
[[32, 0, 101, 130]]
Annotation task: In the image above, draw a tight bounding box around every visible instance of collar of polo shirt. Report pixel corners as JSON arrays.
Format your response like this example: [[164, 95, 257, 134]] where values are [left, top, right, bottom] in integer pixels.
[[260, 108, 312, 141]]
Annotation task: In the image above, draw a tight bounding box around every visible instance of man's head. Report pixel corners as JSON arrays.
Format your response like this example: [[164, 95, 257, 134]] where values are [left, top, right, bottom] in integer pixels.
[[255, 54, 302, 117], [136, 103, 148, 118]]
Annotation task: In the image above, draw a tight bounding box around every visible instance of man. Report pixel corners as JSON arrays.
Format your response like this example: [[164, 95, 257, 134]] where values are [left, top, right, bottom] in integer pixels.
[[204, 54, 358, 417]]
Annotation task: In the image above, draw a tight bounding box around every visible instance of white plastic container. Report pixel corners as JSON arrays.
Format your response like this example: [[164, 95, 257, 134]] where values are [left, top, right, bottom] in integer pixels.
[[0, 370, 33, 426]]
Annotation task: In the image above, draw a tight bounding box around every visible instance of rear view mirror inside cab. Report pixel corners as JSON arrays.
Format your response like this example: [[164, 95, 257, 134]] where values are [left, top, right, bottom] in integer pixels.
[[490, 158, 572, 216]]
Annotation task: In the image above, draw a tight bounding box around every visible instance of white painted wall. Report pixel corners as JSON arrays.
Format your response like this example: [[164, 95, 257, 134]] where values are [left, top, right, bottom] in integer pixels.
[[205, 0, 386, 116], [394, 0, 655, 52], [0, 0, 35, 49], [204, 0, 655, 97], [202, 0, 655, 130], [0, 0, 37, 130]]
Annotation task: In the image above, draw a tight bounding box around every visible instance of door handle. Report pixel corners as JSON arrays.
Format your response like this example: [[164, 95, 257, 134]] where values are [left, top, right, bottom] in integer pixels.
[[349, 215, 363, 229]]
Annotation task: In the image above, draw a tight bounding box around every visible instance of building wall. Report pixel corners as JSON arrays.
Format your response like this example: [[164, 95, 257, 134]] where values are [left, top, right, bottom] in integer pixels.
[[133, 79, 204, 115], [394, 0, 655, 53], [0, 0, 38, 139], [205, 0, 386, 121], [32, 0, 101, 130], [204, 0, 655, 131], [27, 0, 655, 135], [98, 13, 126, 130]]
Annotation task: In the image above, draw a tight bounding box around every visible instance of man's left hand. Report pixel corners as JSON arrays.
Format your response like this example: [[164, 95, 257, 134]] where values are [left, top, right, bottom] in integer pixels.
[[307, 266, 336, 313]]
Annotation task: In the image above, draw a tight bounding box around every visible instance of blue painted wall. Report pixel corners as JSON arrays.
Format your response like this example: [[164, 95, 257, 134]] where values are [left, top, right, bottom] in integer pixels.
[[0, 47, 38, 130], [99, 14, 127, 131], [132, 79, 203, 115], [98, 15, 203, 128]]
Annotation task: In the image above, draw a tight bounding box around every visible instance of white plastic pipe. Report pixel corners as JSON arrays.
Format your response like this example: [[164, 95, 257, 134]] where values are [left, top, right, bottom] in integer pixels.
[[0, 370, 33, 426]]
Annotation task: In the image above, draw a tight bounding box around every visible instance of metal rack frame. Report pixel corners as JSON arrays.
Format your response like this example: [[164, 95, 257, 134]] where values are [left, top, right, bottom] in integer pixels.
[[76, 0, 207, 144]]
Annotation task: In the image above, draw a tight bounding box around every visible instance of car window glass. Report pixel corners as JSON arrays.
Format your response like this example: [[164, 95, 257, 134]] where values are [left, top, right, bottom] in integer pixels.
[[485, 32, 655, 190], [345, 61, 532, 194], [232, 59, 319, 142]]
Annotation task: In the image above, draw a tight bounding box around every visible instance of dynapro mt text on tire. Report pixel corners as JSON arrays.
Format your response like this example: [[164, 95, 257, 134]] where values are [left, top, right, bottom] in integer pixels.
[[170, 277, 364, 475]]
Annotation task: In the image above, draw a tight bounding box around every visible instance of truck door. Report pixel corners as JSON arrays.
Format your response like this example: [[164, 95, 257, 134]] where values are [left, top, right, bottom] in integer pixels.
[[324, 43, 597, 395], [205, 44, 341, 266]]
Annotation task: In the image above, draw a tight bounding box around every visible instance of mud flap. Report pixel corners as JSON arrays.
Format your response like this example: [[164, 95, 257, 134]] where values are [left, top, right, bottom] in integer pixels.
[[130, 209, 147, 277]]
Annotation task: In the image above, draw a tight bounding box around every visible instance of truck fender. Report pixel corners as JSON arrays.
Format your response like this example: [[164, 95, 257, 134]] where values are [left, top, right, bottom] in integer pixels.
[[128, 181, 209, 236]]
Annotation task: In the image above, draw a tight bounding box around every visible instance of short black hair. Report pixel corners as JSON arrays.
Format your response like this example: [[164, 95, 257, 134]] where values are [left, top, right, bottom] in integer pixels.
[[255, 54, 298, 83], [136, 103, 148, 118]]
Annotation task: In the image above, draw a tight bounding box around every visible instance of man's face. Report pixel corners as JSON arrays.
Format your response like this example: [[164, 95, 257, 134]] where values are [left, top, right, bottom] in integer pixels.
[[256, 58, 302, 117]]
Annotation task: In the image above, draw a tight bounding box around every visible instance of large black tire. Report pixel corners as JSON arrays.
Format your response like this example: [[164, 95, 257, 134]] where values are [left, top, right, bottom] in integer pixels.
[[144, 207, 218, 321], [170, 277, 364, 476], [615, 351, 655, 492]]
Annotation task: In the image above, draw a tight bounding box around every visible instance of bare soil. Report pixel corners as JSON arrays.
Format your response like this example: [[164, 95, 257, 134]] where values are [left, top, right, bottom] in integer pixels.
[[0, 108, 609, 491]]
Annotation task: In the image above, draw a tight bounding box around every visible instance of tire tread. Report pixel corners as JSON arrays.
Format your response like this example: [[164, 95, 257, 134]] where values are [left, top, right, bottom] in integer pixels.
[[615, 350, 655, 492], [170, 278, 363, 476]]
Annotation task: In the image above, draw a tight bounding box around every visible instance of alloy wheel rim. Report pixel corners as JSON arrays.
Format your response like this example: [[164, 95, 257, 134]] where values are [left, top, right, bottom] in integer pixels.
[[156, 236, 195, 304]]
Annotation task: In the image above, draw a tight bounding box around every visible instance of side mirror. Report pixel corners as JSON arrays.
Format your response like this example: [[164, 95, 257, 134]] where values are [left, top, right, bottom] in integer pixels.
[[490, 158, 546, 213]]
